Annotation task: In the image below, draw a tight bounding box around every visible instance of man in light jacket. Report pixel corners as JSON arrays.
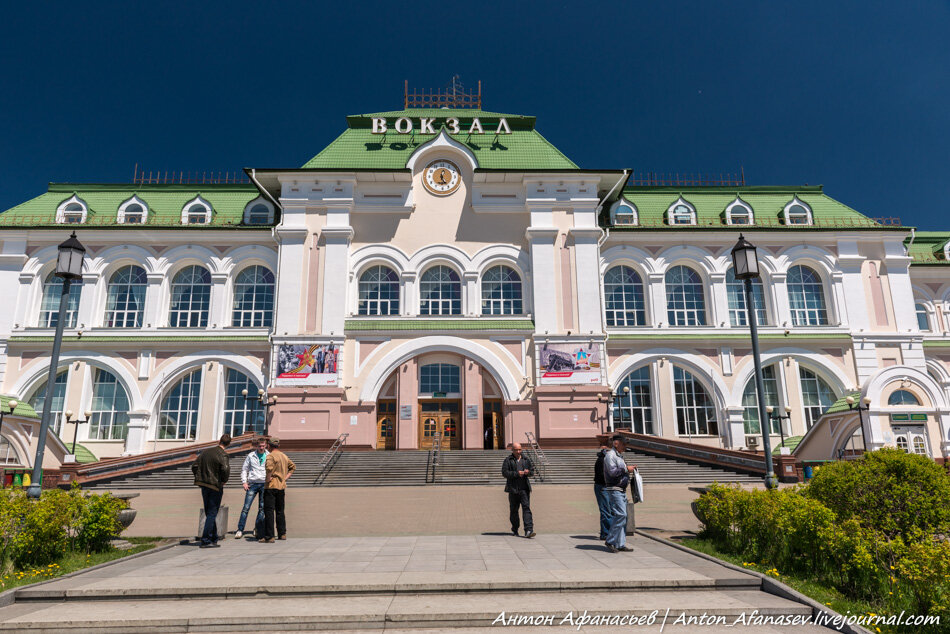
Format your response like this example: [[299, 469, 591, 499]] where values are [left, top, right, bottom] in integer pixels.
[[603, 435, 635, 553], [235, 436, 268, 539], [261, 437, 296, 543]]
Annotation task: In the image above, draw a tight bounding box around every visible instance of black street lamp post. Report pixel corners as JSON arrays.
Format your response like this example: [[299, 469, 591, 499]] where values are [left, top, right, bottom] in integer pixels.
[[242, 389, 278, 436], [731, 234, 778, 490], [65, 410, 92, 457], [766, 405, 793, 448], [846, 395, 873, 454], [28, 232, 85, 498], [609, 385, 629, 433]]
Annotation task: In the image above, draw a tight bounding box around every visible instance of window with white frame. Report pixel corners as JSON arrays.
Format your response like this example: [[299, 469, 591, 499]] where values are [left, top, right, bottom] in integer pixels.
[[105, 265, 147, 328], [668, 202, 696, 225], [481, 265, 522, 315], [612, 366, 654, 434], [666, 265, 706, 326], [611, 202, 638, 226], [158, 370, 202, 440], [61, 202, 85, 224], [799, 367, 837, 430], [39, 272, 81, 328], [420, 265, 461, 315], [119, 201, 147, 224], [419, 363, 460, 394], [222, 368, 265, 436], [169, 266, 211, 327], [741, 364, 781, 434], [673, 366, 718, 436], [726, 200, 753, 225], [784, 200, 812, 225], [916, 303, 930, 331], [183, 201, 211, 225], [727, 268, 767, 326], [787, 265, 829, 326], [888, 390, 920, 406], [29, 370, 67, 434], [231, 266, 275, 327], [88, 369, 131, 440], [245, 202, 272, 225], [604, 265, 646, 326], [358, 265, 400, 316], [0, 436, 20, 465]]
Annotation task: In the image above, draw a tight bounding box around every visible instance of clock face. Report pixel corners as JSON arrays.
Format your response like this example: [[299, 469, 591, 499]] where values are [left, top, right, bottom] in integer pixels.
[[423, 159, 462, 196]]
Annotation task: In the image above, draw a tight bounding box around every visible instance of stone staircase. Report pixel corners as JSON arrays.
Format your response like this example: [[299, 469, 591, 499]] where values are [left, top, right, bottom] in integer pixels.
[[86, 447, 760, 489]]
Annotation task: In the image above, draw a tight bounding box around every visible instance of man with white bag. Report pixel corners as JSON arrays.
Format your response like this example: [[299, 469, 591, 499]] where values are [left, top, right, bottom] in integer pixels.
[[603, 435, 636, 553]]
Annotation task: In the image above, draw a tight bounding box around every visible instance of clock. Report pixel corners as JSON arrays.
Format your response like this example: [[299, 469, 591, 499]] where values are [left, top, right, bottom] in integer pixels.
[[423, 159, 462, 196]]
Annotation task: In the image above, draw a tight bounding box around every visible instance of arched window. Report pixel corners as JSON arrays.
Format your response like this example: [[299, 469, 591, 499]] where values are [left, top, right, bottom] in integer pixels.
[[727, 268, 767, 326], [726, 200, 753, 225], [61, 202, 85, 224], [169, 266, 211, 328], [39, 272, 81, 328], [420, 265, 461, 316], [666, 266, 706, 326], [158, 370, 202, 440], [122, 203, 145, 224], [673, 366, 718, 436], [245, 203, 272, 225], [223, 368, 265, 436], [613, 366, 654, 434], [604, 265, 645, 327], [182, 199, 212, 225], [787, 265, 829, 326], [916, 303, 930, 331], [888, 390, 920, 406], [0, 436, 21, 465], [611, 202, 637, 226], [105, 265, 147, 328], [358, 265, 400, 316], [668, 203, 696, 225], [785, 203, 812, 225], [232, 266, 274, 327], [481, 265, 523, 315], [799, 367, 836, 430], [420, 363, 460, 394], [88, 369, 131, 440], [741, 365, 780, 434], [29, 370, 67, 434]]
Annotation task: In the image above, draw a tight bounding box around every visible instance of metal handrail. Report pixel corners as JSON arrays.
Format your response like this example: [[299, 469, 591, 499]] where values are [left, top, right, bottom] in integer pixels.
[[313, 433, 348, 485], [427, 433, 444, 483], [524, 432, 547, 482]]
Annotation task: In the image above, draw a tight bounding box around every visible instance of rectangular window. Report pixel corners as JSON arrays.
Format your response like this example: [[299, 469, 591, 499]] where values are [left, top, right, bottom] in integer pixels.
[[419, 364, 460, 394]]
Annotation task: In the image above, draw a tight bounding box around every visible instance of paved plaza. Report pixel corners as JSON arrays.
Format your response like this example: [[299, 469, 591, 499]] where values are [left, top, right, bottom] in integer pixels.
[[0, 533, 828, 633], [120, 483, 709, 540]]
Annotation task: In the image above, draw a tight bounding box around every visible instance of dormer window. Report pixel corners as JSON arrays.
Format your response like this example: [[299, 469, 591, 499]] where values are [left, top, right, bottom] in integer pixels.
[[243, 198, 274, 225], [725, 199, 753, 225], [181, 196, 212, 225], [783, 198, 813, 225], [667, 198, 696, 225], [117, 196, 149, 224], [610, 201, 638, 226], [56, 195, 88, 224]]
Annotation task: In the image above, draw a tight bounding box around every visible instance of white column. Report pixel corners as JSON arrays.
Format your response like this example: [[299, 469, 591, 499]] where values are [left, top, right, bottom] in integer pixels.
[[76, 272, 99, 329], [526, 226, 559, 333], [724, 406, 746, 450], [274, 226, 308, 336], [401, 271, 417, 316], [884, 248, 919, 333], [830, 270, 852, 328], [571, 228, 603, 334], [647, 273, 666, 327], [320, 226, 353, 336], [122, 411, 152, 456], [463, 271, 479, 316], [771, 273, 791, 327], [143, 273, 164, 329], [13, 273, 33, 329], [209, 273, 228, 329], [708, 272, 728, 327]]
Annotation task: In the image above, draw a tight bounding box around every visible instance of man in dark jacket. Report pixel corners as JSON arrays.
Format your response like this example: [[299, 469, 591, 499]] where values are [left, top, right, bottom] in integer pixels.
[[192, 434, 232, 548], [502, 443, 535, 538], [593, 445, 611, 541]]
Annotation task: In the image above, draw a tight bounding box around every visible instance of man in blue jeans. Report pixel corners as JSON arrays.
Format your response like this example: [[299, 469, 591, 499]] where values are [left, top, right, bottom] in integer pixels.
[[603, 435, 636, 553], [192, 434, 231, 548], [593, 445, 611, 540], [235, 436, 269, 539]]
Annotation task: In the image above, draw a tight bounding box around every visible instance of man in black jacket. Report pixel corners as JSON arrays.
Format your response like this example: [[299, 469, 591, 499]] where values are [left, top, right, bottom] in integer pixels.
[[502, 443, 535, 538], [593, 445, 611, 541], [192, 434, 232, 548]]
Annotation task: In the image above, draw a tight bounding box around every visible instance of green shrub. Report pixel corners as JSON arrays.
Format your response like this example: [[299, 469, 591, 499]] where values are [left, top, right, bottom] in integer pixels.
[[76, 493, 124, 553], [10, 490, 75, 567], [806, 449, 950, 540]]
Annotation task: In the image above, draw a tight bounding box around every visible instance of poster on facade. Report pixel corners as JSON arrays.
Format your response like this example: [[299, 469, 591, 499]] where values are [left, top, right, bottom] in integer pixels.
[[274, 343, 340, 387], [538, 342, 602, 385]]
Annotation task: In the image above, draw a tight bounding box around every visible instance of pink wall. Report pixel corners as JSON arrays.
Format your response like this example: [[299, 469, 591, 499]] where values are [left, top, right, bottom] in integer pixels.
[[534, 385, 607, 443], [462, 360, 483, 449], [396, 358, 418, 449]]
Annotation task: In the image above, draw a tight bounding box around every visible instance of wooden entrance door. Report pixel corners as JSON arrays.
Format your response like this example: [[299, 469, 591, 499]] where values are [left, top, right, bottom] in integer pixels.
[[377, 400, 396, 450], [483, 400, 503, 449], [419, 401, 461, 450]]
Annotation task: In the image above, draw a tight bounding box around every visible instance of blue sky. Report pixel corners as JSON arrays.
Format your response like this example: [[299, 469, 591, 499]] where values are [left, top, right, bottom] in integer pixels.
[[1, 1, 948, 228]]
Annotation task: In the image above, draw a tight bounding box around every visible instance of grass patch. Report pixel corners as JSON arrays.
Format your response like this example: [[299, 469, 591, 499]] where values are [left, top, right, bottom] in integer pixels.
[[680, 537, 898, 632], [0, 537, 163, 592]]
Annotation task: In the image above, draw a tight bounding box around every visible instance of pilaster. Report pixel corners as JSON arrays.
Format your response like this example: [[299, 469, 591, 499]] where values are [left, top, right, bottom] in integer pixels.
[[122, 411, 152, 456]]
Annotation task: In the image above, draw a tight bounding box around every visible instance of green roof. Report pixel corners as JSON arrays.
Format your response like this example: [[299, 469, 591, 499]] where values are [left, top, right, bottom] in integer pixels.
[[607, 332, 852, 342], [302, 108, 578, 171], [71, 443, 98, 463], [8, 335, 270, 344], [0, 183, 271, 229], [773, 436, 804, 455], [906, 231, 950, 265], [611, 186, 896, 231], [0, 395, 38, 419], [825, 391, 863, 415], [345, 318, 535, 332]]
